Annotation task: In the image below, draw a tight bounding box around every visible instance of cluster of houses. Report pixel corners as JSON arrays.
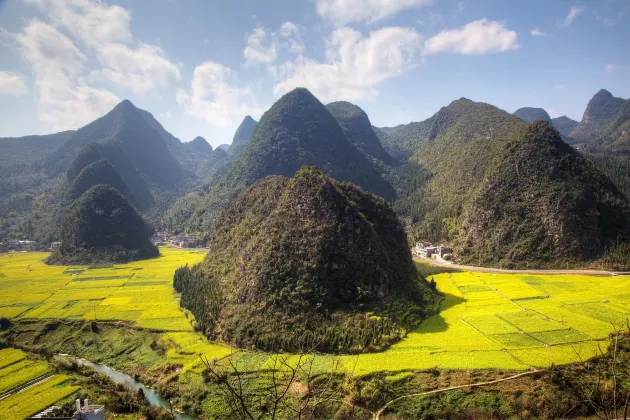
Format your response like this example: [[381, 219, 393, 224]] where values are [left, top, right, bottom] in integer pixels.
[[152, 232, 200, 248], [414, 241, 453, 260], [0, 239, 44, 252]]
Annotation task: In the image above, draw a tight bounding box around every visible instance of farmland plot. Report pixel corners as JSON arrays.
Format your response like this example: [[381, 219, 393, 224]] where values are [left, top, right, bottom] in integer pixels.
[[1, 250, 628, 372]]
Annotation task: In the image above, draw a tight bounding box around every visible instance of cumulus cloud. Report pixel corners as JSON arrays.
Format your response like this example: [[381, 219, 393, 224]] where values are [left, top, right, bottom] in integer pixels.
[[177, 61, 264, 126], [96, 42, 181, 93], [564, 6, 585, 26], [243, 28, 277, 64], [316, 0, 432, 25], [274, 26, 421, 102], [424, 19, 519, 55], [243, 22, 303, 65], [24, 0, 132, 47], [15, 0, 181, 129], [530, 28, 545, 36], [15, 20, 119, 130], [0, 72, 27, 95]]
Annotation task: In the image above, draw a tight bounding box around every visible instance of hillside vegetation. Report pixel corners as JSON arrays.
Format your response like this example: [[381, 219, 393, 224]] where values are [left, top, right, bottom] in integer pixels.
[[167, 88, 396, 235], [229, 115, 257, 157], [175, 167, 437, 352], [460, 121, 630, 266], [68, 159, 129, 201], [49, 185, 158, 265]]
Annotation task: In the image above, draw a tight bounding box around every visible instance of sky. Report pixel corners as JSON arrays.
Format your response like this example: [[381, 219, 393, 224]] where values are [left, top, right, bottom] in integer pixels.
[[0, 0, 628, 148]]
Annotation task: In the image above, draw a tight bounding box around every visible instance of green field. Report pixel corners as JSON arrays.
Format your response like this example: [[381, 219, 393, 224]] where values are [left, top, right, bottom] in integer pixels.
[[1, 249, 629, 376]]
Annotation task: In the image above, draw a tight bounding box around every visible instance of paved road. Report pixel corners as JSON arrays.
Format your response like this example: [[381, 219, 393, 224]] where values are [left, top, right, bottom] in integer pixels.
[[413, 256, 629, 276]]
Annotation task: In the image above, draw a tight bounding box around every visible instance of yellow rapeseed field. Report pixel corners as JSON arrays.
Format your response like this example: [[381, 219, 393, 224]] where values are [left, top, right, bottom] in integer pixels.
[[1, 249, 628, 375]]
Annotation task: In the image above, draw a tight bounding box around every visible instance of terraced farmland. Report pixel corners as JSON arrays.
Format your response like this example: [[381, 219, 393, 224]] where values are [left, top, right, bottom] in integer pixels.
[[0, 348, 77, 419], [1, 250, 629, 375]]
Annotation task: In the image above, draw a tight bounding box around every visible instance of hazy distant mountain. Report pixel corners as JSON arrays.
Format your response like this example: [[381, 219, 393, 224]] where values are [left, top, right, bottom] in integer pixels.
[[185, 136, 213, 155], [229, 115, 257, 157], [217, 144, 230, 152], [326, 101, 396, 168], [0, 131, 75, 168], [68, 158, 130, 202], [374, 118, 435, 159], [513, 107, 552, 123], [551, 116, 579, 139], [67, 142, 153, 210], [570, 89, 629, 149], [50, 100, 183, 186]]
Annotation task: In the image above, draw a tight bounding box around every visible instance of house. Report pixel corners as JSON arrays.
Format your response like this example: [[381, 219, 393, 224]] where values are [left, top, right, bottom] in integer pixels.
[[414, 242, 438, 258], [28, 399, 104, 420], [50, 241, 61, 250]]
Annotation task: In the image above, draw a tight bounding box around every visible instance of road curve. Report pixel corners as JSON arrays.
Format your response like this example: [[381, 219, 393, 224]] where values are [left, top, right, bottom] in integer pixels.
[[413, 257, 629, 276]]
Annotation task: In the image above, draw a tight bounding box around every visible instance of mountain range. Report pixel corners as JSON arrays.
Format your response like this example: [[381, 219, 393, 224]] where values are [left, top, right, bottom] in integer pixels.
[[1, 87, 629, 268]]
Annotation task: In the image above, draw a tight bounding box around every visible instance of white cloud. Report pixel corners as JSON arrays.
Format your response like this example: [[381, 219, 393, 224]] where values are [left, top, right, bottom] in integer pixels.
[[606, 63, 616, 73], [316, 0, 432, 25], [274, 26, 421, 102], [15, 20, 118, 130], [279, 22, 304, 54], [564, 6, 585, 26], [96, 42, 181, 93], [24, 0, 131, 47], [243, 28, 277, 64], [530, 28, 545, 36], [24, 0, 180, 95], [0, 72, 27, 95], [177, 61, 264, 126], [544, 108, 561, 118], [243, 22, 303, 65], [424, 19, 519, 55]]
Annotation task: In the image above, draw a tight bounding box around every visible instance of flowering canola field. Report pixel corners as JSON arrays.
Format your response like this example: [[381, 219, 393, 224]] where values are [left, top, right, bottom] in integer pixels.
[[1, 250, 629, 376]]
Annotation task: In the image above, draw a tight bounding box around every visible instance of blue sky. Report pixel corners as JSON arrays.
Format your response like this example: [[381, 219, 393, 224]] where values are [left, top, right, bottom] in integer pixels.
[[0, 0, 628, 147]]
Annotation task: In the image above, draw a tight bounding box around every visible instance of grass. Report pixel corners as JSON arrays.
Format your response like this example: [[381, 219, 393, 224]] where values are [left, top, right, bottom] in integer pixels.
[[1, 249, 629, 376]]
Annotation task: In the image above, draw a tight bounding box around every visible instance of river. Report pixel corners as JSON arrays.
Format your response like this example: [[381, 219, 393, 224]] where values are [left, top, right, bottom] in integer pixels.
[[53, 354, 197, 420]]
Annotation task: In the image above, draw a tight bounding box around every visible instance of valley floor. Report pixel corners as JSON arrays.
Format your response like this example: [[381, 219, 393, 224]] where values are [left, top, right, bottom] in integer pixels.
[[0, 249, 629, 417]]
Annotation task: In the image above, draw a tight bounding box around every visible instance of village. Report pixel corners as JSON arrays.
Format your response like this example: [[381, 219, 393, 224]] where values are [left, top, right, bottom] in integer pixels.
[[413, 241, 453, 261]]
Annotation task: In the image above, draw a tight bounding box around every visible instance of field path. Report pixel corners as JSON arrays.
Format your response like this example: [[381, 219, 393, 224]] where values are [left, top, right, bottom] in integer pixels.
[[373, 369, 545, 419], [414, 257, 629, 276]]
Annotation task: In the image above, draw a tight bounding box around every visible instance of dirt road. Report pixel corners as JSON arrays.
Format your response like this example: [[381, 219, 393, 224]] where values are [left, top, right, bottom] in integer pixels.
[[413, 256, 629, 276]]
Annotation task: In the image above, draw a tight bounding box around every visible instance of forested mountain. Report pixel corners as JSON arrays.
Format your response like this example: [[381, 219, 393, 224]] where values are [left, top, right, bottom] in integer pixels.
[[48, 185, 158, 265], [49, 100, 183, 186], [184, 136, 212, 155], [570, 89, 629, 151], [67, 142, 153, 210], [0, 131, 75, 169], [513, 107, 552, 123], [460, 121, 630, 266], [68, 159, 129, 202], [174, 167, 437, 352], [391, 98, 527, 243], [229, 115, 257, 157], [165, 88, 396, 235], [326, 101, 396, 168], [551, 116, 579, 139], [374, 118, 435, 159]]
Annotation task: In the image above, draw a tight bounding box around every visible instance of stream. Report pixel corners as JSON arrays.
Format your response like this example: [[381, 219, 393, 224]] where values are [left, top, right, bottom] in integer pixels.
[[53, 354, 197, 420]]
